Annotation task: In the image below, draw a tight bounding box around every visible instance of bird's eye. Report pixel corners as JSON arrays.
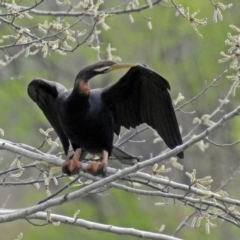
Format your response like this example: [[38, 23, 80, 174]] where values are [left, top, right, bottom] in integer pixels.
[[93, 66, 111, 73], [141, 63, 148, 68]]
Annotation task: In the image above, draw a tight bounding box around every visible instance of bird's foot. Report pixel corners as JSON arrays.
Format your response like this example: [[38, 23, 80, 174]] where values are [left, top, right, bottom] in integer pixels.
[[62, 158, 82, 176], [62, 148, 82, 176], [87, 161, 107, 177]]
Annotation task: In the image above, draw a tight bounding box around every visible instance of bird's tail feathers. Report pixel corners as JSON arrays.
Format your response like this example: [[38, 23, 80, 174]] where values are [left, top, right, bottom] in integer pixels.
[[111, 146, 141, 165]]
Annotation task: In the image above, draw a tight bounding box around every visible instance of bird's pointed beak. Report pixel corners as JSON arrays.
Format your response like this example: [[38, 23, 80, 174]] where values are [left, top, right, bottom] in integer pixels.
[[110, 63, 136, 71]]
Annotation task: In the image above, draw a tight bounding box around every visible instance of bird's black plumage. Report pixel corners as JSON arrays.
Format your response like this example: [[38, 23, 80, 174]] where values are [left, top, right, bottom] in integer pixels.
[[28, 61, 183, 175]]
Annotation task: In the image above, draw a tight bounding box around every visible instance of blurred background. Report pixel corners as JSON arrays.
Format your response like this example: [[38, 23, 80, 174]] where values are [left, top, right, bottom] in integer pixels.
[[1, 0, 240, 239]]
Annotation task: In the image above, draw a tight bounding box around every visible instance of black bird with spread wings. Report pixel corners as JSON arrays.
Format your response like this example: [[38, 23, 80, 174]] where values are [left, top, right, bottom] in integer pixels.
[[28, 61, 183, 176]]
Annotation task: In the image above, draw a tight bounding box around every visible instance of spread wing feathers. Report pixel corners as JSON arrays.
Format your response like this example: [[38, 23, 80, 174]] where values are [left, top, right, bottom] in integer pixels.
[[101, 65, 183, 158], [28, 79, 70, 155]]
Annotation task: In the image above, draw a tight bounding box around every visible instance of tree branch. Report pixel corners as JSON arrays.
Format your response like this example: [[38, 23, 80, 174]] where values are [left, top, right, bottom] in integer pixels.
[[0, 210, 182, 240]]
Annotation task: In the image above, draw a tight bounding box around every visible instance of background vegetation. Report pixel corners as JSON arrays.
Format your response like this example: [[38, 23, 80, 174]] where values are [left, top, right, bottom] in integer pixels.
[[1, 0, 240, 239]]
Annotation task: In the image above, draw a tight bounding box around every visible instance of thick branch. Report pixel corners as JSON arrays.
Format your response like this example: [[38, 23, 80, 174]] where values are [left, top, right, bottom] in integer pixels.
[[0, 210, 182, 240]]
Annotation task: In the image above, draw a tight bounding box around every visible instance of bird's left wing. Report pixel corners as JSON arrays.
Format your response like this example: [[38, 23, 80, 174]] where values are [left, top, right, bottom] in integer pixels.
[[28, 78, 70, 155], [101, 65, 183, 158]]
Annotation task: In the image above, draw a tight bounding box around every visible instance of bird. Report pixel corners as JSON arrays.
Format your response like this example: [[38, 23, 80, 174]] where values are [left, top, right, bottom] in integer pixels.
[[28, 60, 183, 176]]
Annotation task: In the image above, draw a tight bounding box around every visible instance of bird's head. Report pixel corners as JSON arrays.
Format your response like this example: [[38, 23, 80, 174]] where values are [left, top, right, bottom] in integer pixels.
[[75, 60, 136, 82]]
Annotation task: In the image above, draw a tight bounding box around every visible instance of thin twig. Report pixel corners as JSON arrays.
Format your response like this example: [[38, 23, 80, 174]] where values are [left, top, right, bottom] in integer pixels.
[[205, 138, 240, 147], [175, 70, 227, 111]]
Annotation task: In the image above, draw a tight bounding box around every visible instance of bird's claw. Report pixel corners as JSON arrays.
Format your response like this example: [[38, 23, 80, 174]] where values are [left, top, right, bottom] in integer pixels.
[[62, 159, 81, 176], [87, 161, 107, 177]]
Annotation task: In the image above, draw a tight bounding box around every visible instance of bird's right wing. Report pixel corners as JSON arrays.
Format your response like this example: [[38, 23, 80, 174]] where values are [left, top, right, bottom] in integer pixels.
[[101, 65, 183, 158], [28, 78, 70, 155]]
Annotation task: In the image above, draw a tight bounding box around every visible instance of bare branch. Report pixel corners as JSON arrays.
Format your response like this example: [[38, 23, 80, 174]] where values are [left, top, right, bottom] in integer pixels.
[[0, 48, 25, 70], [205, 138, 240, 147], [172, 212, 196, 236], [0, 210, 182, 240], [175, 69, 227, 111]]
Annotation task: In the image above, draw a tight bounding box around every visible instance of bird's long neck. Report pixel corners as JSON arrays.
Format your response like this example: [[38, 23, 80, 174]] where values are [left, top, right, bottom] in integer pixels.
[[73, 79, 90, 96]]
